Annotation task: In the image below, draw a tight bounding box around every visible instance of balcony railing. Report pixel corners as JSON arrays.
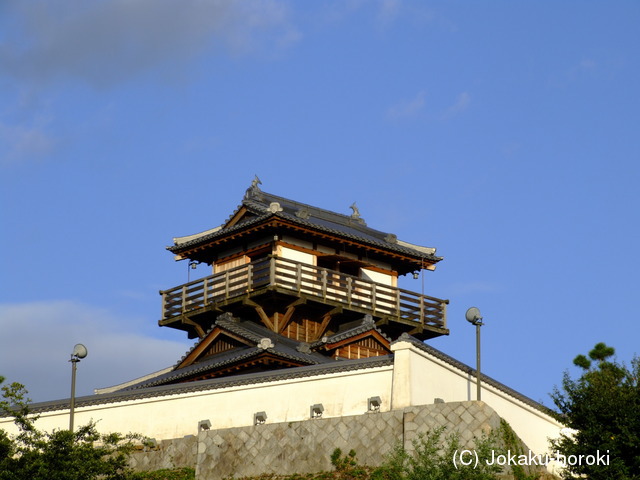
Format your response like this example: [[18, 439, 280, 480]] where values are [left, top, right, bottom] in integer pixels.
[[160, 256, 447, 329]]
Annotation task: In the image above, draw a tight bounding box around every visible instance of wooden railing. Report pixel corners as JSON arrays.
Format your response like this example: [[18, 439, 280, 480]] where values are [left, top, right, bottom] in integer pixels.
[[160, 257, 447, 329]]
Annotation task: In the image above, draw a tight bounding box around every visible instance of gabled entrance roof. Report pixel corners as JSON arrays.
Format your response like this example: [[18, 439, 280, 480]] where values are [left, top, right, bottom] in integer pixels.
[[125, 313, 393, 390]]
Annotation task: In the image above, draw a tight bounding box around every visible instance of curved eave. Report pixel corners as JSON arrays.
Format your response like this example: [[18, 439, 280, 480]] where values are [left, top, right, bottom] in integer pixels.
[[168, 214, 442, 269], [167, 213, 272, 255]]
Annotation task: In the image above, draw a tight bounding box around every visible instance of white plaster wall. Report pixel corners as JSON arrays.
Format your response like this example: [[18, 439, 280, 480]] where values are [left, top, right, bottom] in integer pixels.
[[1, 345, 560, 458], [279, 246, 315, 265], [360, 268, 394, 286], [0, 366, 393, 440], [392, 342, 562, 455]]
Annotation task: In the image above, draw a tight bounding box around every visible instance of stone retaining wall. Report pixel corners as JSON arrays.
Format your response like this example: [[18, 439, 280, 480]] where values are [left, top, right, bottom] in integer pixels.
[[129, 401, 531, 479], [197, 409, 404, 478], [129, 435, 198, 472]]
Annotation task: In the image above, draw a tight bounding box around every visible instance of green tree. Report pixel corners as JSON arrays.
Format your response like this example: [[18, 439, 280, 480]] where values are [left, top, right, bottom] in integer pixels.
[[127, 468, 195, 480], [0, 376, 140, 480], [551, 343, 640, 480], [371, 427, 504, 480]]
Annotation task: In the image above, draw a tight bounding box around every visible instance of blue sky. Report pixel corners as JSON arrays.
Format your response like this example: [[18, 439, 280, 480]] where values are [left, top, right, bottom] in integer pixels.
[[1, 1, 639, 407]]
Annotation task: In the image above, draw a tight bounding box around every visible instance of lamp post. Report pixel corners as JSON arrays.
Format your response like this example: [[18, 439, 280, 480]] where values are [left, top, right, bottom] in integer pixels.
[[465, 307, 483, 401], [69, 344, 88, 431]]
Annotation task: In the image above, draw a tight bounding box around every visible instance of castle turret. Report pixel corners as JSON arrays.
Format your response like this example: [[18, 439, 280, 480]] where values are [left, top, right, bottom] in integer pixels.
[[147, 181, 448, 386]]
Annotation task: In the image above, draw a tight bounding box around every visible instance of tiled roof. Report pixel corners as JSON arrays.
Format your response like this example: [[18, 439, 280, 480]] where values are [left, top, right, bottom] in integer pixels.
[[208, 314, 331, 363], [127, 347, 263, 389], [4, 356, 394, 416], [168, 183, 440, 262], [1, 335, 554, 417], [129, 314, 333, 389], [311, 314, 391, 348]]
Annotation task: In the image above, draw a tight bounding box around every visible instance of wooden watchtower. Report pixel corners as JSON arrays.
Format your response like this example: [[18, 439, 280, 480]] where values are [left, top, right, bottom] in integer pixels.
[[145, 180, 448, 387]]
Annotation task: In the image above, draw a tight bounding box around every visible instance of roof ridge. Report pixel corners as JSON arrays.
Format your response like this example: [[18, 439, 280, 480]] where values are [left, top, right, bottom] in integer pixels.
[[10, 357, 394, 416], [251, 190, 354, 220], [167, 186, 442, 264], [311, 315, 391, 347], [132, 347, 261, 390]]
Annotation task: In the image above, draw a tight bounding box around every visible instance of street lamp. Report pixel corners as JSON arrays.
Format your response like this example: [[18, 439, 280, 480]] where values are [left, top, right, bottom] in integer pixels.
[[465, 307, 483, 401], [69, 344, 87, 431]]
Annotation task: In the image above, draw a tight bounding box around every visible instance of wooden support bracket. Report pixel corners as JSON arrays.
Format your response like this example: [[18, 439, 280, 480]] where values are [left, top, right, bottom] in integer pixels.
[[407, 326, 423, 336], [278, 298, 307, 333], [181, 314, 206, 339], [243, 298, 275, 331], [315, 306, 342, 340]]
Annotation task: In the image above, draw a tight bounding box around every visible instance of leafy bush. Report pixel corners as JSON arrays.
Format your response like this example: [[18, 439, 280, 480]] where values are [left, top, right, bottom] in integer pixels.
[[237, 427, 516, 480], [0, 376, 140, 480], [551, 343, 640, 480], [330, 449, 369, 479], [371, 427, 503, 480], [127, 467, 196, 480]]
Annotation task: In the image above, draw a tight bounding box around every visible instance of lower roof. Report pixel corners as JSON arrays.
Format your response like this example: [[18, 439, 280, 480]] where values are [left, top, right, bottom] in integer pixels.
[[5, 356, 394, 416], [1, 338, 553, 417]]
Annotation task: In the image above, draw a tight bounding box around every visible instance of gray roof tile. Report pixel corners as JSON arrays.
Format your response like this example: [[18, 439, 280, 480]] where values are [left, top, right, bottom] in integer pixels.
[[311, 315, 391, 348], [5, 356, 394, 416], [135, 314, 333, 389], [168, 185, 440, 262]]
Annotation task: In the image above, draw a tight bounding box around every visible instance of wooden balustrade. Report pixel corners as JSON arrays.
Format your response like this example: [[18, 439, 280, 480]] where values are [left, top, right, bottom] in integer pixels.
[[160, 257, 447, 329]]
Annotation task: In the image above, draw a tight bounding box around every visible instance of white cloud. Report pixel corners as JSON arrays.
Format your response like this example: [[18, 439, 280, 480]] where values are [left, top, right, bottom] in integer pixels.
[[0, 301, 192, 402], [0, 0, 301, 165], [0, 121, 57, 164], [388, 90, 426, 119], [0, 0, 300, 89], [441, 91, 470, 120], [320, 0, 434, 29], [376, 0, 401, 26], [320, 0, 369, 24]]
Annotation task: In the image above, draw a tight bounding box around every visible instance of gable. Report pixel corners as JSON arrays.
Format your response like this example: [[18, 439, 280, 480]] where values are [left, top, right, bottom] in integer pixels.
[[179, 351, 310, 383], [322, 329, 391, 359], [223, 206, 250, 229], [177, 327, 254, 369]]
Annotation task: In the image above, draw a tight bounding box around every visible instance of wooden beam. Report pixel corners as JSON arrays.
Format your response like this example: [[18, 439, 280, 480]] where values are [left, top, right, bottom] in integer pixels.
[[181, 315, 206, 339], [223, 206, 248, 229], [269, 218, 439, 267], [325, 330, 391, 351], [178, 329, 222, 368], [407, 326, 423, 336], [278, 298, 306, 333], [174, 216, 440, 270], [243, 298, 275, 331], [256, 306, 275, 331], [316, 316, 332, 339], [177, 327, 258, 369], [315, 306, 342, 340], [217, 330, 256, 348]]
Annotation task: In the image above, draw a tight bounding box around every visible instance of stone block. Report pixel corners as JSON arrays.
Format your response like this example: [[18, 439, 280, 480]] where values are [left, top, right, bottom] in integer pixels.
[[130, 401, 526, 480]]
